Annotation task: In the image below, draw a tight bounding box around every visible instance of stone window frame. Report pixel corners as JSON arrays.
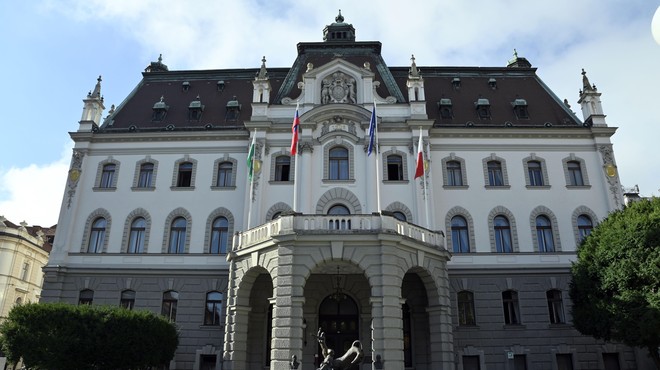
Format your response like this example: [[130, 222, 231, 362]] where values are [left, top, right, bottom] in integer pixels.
[[445, 206, 476, 253], [323, 141, 355, 183], [529, 206, 562, 252], [171, 155, 198, 190], [93, 157, 120, 191], [562, 153, 591, 188], [441, 153, 468, 188], [266, 202, 293, 221], [482, 154, 510, 189], [120, 208, 152, 253], [381, 149, 409, 182], [487, 206, 519, 252], [571, 206, 598, 246], [162, 208, 192, 253], [269, 150, 296, 183], [384, 201, 413, 223], [80, 208, 112, 253], [203, 207, 235, 254], [211, 156, 238, 189], [522, 154, 550, 189], [132, 157, 158, 191]]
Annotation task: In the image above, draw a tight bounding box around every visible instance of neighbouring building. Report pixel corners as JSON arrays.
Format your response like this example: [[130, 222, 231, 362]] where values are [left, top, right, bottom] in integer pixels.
[[0, 217, 53, 369], [41, 13, 654, 370]]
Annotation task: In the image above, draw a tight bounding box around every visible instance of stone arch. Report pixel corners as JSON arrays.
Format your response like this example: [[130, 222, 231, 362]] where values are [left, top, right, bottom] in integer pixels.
[[529, 205, 562, 252], [120, 208, 152, 253], [315, 187, 362, 214], [266, 202, 292, 221], [384, 201, 413, 222]]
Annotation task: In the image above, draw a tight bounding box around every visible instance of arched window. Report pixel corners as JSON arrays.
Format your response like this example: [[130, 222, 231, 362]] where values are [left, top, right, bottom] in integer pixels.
[[386, 155, 403, 181], [329, 147, 349, 180], [272, 212, 282, 220], [494, 215, 512, 253], [210, 217, 229, 254], [487, 161, 504, 186], [137, 163, 154, 188], [577, 215, 593, 241], [451, 216, 470, 253], [328, 205, 350, 215], [328, 204, 350, 230], [536, 215, 555, 252], [100, 164, 116, 188], [527, 160, 543, 186], [127, 217, 146, 253], [392, 211, 407, 222], [168, 217, 187, 254], [204, 291, 223, 326], [177, 162, 193, 187], [216, 162, 233, 187], [446, 160, 463, 186], [120, 290, 136, 309], [567, 161, 584, 186], [162, 290, 179, 322], [87, 218, 106, 253], [274, 156, 291, 182]]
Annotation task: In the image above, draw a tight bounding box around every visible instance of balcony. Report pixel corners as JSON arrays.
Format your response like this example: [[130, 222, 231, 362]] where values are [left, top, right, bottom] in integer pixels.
[[233, 213, 445, 251]]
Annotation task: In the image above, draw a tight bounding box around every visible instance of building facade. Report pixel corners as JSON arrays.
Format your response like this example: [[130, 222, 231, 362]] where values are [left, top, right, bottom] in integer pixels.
[[0, 217, 53, 369], [41, 14, 653, 370]]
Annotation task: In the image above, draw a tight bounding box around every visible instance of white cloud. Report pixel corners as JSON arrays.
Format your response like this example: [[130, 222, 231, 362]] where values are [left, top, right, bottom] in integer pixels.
[[0, 143, 71, 226]]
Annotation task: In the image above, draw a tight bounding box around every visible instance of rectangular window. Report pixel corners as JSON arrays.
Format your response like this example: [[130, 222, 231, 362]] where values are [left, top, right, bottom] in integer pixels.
[[200, 355, 217, 370], [528, 161, 543, 186], [387, 155, 403, 181], [138, 163, 154, 188], [21, 262, 30, 280], [487, 161, 504, 186], [457, 291, 476, 325], [567, 161, 584, 186], [502, 290, 520, 324], [216, 162, 233, 187], [603, 353, 621, 370], [100, 164, 115, 188], [274, 156, 291, 182], [446, 161, 463, 186], [177, 162, 193, 187], [513, 355, 527, 370], [556, 354, 574, 370]]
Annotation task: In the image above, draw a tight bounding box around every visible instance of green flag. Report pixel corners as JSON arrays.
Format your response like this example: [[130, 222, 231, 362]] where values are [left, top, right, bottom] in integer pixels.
[[247, 132, 256, 180]]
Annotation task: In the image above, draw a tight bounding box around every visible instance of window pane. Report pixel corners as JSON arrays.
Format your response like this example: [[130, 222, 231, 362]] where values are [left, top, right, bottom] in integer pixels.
[[138, 163, 154, 188], [557, 354, 574, 370], [451, 216, 470, 253], [120, 290, 136, 309], [88, 218, 106, 253], [447, 161, 463, 186], [177, 162, 193, 187], [387, 155, 403, 181], [128, 217, 146, 253], [536, 215, 554, 252], [487, 161, 504, 186], [275, 156, 291, 182], [210, 217, 229, 254], [502, 290, 520, 324], [568, 161, 584, 186], [216, 162, 232, 187], [100, 164, 115, 188], [204, 291, 223, 326], [547, 290, 565, 324], [528, 161, 543, 186], [494, 216, 512, 253], [577, 215, 593, 241], [329, 147, 349, 180], [162, 291, 178, 322], [457, 291, 476, 325], [79, 289, 94, 305], [169, 217, 186, 253]]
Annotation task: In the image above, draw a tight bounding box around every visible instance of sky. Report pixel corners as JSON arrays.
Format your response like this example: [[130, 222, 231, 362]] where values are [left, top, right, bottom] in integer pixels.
[[1, 0, 659, 227]]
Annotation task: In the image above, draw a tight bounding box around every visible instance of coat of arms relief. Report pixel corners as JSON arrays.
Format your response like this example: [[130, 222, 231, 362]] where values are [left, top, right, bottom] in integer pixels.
[[321, 71, 357, 104]]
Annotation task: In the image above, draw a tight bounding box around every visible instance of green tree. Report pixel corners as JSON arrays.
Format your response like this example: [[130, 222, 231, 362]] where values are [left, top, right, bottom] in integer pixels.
[[570, 197, 660, 369], [0, 302, 178, 370]]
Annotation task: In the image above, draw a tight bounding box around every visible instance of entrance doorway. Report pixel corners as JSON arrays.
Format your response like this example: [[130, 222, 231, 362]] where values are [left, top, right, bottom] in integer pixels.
[[317, 295, 360, 359]]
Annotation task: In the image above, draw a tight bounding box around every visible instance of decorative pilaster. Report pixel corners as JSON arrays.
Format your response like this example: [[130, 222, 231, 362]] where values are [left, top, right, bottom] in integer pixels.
[[597, 144, 624, 210]]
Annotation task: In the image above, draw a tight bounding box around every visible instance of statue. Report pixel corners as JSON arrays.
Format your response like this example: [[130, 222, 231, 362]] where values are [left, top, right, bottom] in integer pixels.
[[316, 328, 364, 370], [290, 354, 300, 369]]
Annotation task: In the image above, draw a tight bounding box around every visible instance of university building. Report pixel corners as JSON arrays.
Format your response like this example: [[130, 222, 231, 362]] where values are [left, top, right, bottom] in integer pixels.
[[41, 13, 654, 370]]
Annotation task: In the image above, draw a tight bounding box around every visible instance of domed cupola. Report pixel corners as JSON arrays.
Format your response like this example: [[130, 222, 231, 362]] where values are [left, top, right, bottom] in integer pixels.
[[323, 10, 356, 42]]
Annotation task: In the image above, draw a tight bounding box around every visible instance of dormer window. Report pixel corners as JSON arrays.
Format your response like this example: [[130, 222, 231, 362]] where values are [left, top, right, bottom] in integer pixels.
[[488, 78, 497, 89], [152, 96, 169, 121], [512, 99, 529, 119], [217, 80, 225, 92], [438, 98, 453, 119], [452, 77, 461, 90], [188, 95, 205, 121], [182, 81, 190, 91], [475, 98, 491, 119], [225, 96, 241, 121]]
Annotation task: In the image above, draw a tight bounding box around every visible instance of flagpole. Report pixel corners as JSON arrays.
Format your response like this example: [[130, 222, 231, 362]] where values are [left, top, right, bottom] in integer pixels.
[[291, 102, 300, 213], [247, 129, 256, 229], [420, 127, 430, 228], [374, 103, 382, 213]]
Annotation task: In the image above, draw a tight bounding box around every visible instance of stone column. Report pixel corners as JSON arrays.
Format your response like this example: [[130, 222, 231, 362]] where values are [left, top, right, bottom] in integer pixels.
[[370, 273, 404, 369], [427, 305, 454, 369], [222, 304, 251, 370]]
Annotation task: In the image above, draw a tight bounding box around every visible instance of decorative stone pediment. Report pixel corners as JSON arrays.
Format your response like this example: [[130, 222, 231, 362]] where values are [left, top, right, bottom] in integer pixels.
[[320, 115, 358, 136]]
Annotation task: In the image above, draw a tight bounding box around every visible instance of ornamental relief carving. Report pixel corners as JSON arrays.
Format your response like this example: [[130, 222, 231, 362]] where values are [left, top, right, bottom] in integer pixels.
[[320, 116, 357, 136], [321, 71, 357, 104]]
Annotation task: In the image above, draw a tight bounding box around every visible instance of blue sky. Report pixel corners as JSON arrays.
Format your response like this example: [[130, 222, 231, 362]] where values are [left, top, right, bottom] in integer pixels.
[[1, 0, 659, 226]]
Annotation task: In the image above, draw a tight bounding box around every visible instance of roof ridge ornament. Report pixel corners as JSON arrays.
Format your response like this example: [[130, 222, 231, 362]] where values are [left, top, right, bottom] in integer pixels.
[[335, 9, 344, 23], [581, 68, 596, 92], [256, 56, 268, 80], [88, 75, 103, 100], [409, 54, 421, 79], [145, 54, 169, 73]]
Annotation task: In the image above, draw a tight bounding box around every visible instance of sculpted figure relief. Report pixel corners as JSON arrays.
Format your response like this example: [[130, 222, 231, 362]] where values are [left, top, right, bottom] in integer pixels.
[[321, 72, 357, 105], [316, 328, 364, 370]]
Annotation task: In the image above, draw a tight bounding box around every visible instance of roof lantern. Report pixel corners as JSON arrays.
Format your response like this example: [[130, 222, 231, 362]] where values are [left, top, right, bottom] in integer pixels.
[[323, 10, 356, 42]]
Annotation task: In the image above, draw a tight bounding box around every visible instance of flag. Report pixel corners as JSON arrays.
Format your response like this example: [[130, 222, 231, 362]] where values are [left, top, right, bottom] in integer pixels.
[[247, 131, 256, 180], [414, 128, 424, 179], [367, 102, 377, 156], [290, 103, 300, 155]]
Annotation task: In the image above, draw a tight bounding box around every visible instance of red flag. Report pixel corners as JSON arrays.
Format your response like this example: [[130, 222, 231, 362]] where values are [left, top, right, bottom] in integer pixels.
[[290, 104, 300, 155], [414, 129, 424, 179]]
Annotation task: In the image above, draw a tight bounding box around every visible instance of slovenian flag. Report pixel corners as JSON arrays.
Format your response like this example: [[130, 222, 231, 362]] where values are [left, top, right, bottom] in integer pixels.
[[367, 102, 377, 156], [414, 128, 424, 179], [290, 103, 300, 155]]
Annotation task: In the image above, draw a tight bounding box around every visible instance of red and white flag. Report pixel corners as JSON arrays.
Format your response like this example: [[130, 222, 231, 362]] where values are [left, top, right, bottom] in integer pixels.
[[290, 103, 300, 155], [414, 128, 424, 179]]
